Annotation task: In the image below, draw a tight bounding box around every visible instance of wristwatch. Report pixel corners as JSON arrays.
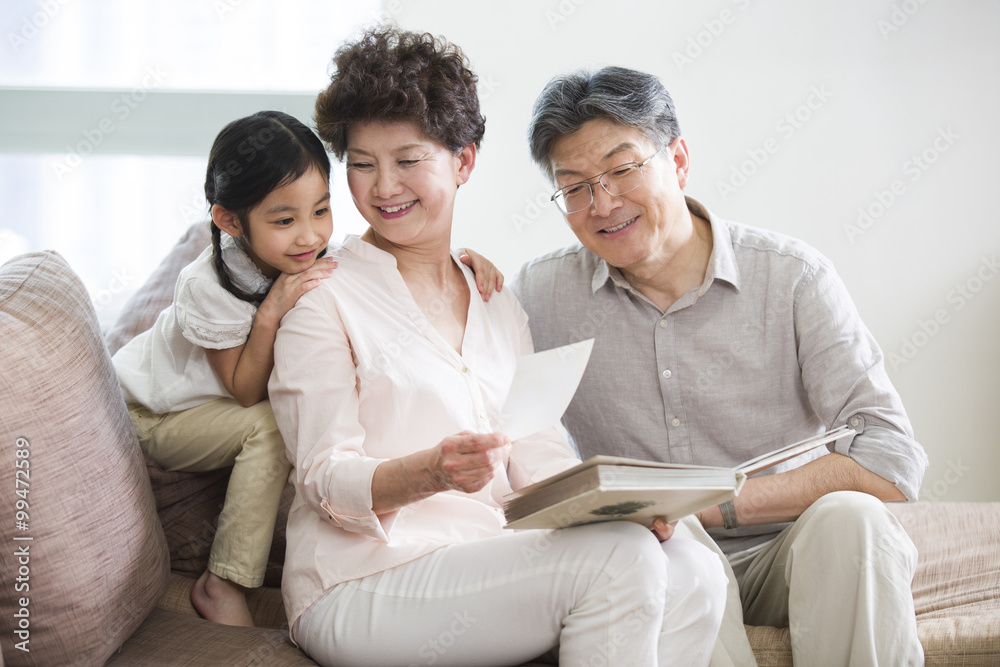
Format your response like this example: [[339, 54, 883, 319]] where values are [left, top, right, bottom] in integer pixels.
[[719, 499, 739, 530]]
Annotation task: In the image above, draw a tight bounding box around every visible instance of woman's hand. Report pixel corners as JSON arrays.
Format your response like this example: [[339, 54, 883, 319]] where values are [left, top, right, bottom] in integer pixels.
[[651, 518, 677, 542], [256, 257, 338, 327], [428, 432, 511, 494], [371, 432, 511, 514], [459, 249, 504, 302]]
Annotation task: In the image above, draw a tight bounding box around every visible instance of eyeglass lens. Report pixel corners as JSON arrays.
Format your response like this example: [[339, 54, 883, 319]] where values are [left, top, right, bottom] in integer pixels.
[[556, 163, 643, 214]]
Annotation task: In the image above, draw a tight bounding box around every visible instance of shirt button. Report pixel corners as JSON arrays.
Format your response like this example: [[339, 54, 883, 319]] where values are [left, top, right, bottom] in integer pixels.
[[662, 369, 672, 379], [659, 319, 667, 328], [849, 416, 861, 428], [670, 417, 681, 427], [461, 367, 469, 373]]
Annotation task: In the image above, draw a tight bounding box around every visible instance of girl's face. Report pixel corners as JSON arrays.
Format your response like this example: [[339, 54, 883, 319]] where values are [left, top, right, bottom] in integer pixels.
[[239, 166, 333, 279], [344, 121, 474, 249]]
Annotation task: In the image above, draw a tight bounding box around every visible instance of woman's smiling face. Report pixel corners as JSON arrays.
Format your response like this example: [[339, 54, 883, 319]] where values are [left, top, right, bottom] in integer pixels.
[[345, 120, 475, 249]]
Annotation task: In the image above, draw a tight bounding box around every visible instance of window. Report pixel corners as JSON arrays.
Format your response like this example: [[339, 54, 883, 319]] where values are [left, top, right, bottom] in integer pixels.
[[1, 0, 379, 328]]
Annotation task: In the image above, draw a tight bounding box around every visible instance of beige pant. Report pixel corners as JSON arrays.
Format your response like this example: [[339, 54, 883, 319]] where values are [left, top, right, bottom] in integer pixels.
[[684, 491, 924, 667], [129, 399, 290, 588]]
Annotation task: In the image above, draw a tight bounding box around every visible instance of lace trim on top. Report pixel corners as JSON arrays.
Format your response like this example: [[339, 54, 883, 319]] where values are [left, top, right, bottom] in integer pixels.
[[220, 233, 272, 297]]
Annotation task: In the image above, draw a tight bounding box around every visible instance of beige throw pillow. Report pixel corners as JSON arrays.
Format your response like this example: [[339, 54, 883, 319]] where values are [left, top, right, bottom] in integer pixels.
[[0, 251, 170, 665]]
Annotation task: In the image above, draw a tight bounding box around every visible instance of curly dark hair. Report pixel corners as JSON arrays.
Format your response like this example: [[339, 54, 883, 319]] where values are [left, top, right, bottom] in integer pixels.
[[315, 26, 486, 159]]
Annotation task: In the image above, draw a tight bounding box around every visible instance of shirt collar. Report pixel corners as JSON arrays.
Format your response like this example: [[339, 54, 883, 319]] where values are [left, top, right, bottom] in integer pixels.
[[590, 196, 741, 295], [341, 233, 470, 270]]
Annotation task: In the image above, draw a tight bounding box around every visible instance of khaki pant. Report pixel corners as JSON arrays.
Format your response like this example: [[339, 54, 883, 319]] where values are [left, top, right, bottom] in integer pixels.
[[129, 399, 290, 588], [684, 491, 924, 667]]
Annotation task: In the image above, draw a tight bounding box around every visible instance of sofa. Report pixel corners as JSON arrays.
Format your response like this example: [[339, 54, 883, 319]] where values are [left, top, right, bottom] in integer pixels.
[[0, 223, 998, 666]]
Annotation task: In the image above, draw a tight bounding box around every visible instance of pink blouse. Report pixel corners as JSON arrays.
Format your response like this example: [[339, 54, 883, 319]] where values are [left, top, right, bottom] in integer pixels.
[[268, 235, 580, 635]]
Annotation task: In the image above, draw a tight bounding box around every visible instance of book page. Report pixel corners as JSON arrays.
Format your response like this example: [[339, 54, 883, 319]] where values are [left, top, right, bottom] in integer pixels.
[[496, 338, 594, 441], [736, 425, 856, 476]]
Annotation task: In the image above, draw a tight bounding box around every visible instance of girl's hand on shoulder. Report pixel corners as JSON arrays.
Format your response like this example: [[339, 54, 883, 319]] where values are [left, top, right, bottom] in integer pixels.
[[459, 249, 504, 302], [258, 257, 337, 326]]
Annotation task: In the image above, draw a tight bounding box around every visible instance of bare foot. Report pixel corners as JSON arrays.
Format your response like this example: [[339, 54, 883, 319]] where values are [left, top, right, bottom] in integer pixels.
[[191, 570, 255, 627]]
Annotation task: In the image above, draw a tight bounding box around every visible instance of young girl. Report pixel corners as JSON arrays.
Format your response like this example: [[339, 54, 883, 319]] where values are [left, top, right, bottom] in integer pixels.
[[112, 110, 501, 627]]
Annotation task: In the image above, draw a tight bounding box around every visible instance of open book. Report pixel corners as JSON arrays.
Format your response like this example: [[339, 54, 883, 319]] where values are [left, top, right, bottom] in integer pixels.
[[503, 425, 856, 530]]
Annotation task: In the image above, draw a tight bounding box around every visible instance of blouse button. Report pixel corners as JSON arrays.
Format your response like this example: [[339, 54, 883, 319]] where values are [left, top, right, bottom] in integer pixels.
[[670, 417, 681, 427]]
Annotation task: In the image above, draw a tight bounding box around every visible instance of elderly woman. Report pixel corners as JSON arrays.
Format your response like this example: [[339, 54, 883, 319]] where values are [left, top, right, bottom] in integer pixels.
[[268, 27, 726, 667]]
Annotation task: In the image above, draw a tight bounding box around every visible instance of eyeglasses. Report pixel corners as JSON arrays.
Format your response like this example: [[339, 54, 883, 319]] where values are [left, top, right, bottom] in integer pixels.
[[550, 147, 664, 214]]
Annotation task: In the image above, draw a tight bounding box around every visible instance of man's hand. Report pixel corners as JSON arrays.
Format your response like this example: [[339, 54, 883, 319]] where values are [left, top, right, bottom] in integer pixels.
[[652, 518, 677, 542]]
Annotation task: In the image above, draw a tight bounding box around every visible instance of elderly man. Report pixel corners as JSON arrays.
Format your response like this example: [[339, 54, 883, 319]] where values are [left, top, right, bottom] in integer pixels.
[[512, 66, 929, 667]]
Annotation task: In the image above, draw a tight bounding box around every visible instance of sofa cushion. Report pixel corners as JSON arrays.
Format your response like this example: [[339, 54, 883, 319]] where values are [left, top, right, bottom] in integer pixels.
[[892, 501, 1000, 666], [0, 251, 170, 665], [891, 501, 1000, 619], [745, 502, 1000, 666], [158, 572, 290, 630], [105, 608, 318, 666]]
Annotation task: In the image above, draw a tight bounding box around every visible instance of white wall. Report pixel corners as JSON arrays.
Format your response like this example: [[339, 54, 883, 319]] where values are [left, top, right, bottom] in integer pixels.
[[382, 0, 1000, 502]]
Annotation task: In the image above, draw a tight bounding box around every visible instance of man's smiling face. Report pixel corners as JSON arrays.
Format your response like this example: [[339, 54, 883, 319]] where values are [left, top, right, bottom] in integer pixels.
[[548, 117, 691, 278]]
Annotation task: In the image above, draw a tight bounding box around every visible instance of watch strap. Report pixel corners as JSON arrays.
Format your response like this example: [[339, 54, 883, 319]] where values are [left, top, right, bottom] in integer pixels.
[[720, 499, 739, 530]]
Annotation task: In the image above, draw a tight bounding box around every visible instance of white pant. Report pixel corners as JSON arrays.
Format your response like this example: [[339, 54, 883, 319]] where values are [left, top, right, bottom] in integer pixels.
[[297, 520, 728, 667], [728, 491, 923, 667]]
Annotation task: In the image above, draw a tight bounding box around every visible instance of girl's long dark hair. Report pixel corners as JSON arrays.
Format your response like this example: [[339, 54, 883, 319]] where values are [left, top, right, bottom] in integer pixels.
[[204, 110, 331, 305]]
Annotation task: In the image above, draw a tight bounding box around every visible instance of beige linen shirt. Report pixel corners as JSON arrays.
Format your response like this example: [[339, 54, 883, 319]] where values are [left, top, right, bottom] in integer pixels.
[[268, 235, 580, 635], [513, 197, 929, 555]]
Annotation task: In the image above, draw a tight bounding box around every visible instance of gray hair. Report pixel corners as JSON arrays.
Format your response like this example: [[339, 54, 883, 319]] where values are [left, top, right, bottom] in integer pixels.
[[528, 66, 681, 182]]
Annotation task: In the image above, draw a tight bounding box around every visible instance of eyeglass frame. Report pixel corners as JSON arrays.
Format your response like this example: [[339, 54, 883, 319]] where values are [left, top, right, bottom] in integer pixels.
[[549, 146, 666, 214]]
